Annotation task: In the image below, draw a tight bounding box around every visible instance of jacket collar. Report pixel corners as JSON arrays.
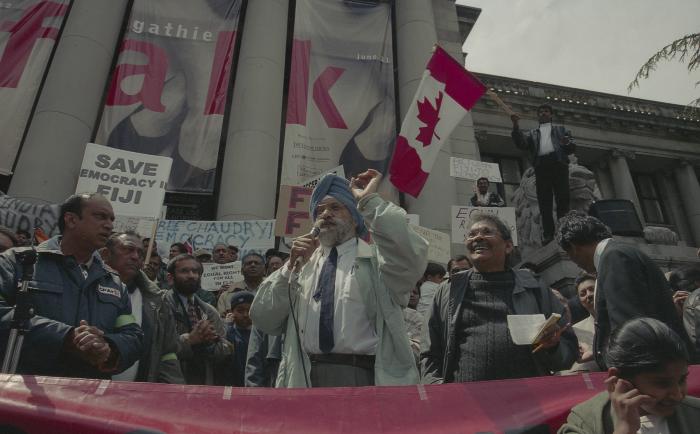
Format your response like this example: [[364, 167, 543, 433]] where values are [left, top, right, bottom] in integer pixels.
[[512, 269, 541, 294], [134, 269, 163, 297]]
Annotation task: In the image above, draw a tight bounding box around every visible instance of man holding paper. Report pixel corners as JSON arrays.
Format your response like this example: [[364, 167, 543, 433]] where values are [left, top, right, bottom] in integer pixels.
[[421, 213, 577, 383]]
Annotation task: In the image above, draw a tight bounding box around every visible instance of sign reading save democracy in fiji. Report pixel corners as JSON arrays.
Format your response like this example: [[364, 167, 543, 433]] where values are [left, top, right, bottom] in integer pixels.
[[451, 205, 519, 246], [155, 219, 275, 257], [75, 143, 172, 218]]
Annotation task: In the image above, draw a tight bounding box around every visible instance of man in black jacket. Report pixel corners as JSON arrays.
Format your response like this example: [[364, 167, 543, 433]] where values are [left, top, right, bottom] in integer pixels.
[[512, 104, 575, 244], [556, 210, 693, 368]]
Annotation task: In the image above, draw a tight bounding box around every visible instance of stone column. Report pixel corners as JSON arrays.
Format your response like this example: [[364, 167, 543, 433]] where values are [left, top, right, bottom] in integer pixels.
[[593, 161, 615, 200], [396, 0, 453, 232], [655, 171, 694, 246], [216, 0, 289, 220], [608, 150, 644, 224], [674, 160, 700, 246], [8, 0, 129, 204]]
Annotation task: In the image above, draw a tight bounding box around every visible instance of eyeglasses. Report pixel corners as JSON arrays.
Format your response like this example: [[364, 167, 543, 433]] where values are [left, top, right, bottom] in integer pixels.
[[466, 227, 502, 240]]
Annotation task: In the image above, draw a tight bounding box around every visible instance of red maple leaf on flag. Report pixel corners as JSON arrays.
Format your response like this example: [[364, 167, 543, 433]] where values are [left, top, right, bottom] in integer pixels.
[[415, 91, 443, 147]]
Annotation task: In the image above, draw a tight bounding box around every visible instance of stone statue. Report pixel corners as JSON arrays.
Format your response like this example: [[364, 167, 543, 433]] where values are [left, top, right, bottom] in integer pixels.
[[512, 158, 601, 258]]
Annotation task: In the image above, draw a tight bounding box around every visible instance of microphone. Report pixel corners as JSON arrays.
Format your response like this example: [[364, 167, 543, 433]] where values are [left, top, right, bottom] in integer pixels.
[[288, 225, 320, 284]]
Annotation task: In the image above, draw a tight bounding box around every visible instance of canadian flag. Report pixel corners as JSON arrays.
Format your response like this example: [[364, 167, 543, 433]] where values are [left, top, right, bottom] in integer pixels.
[[389, 46, 486, 197]]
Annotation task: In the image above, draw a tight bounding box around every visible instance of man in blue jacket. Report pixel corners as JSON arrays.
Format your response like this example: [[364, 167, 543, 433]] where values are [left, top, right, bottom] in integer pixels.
[[512, 104, 576, 244], [0, 193, 143, 378]]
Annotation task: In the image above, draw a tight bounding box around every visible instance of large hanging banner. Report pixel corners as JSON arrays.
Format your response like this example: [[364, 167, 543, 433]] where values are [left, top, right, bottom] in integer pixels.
[[3, 368, 700, 433], [96, 0, 242, 193], [282, 0, 396, 185], [0, 0, 70, 176]]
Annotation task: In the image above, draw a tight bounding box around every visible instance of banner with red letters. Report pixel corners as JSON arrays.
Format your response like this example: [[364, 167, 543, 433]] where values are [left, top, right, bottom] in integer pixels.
[[3, 368, 700, 433], [282, 0, 396, 185], [0, 0, 70, 176], [96, 0, 242, 193]]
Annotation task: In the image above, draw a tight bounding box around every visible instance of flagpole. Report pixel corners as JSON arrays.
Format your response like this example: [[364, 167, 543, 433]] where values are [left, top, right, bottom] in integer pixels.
[[486, 89, 517, 117]]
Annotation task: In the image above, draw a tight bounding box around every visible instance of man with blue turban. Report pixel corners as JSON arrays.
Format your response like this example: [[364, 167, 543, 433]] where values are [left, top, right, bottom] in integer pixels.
[[251, 169, 428, 387]]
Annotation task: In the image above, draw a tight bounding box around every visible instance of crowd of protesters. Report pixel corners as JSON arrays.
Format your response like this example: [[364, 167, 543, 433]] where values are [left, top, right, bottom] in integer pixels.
[[2, 168, 700, 433]]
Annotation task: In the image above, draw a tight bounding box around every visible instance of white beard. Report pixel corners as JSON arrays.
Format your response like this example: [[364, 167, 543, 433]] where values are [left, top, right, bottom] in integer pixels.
[[318, 218, 355, 247]]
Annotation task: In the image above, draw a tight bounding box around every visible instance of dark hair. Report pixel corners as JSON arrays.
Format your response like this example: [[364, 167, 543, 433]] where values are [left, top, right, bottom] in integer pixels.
[[59, 193, 92, 234], [556, 210, 612, 251], [242, 252, 265, 265], [469, 213, 512, 241], [166, 254, 203, 275], [228, 245, 239, 253], [169, 242, 187, 254], [668, 265, 700, 292], [105, 231, 141, 254], [476, 177, 489, 184], [575, 272, 597, 290], [0, 226, 18, 247], [424, 262, 446, 279], [538, 103, 553, 112], [15, 229, 30, 238], [606, 317, 689, 379]]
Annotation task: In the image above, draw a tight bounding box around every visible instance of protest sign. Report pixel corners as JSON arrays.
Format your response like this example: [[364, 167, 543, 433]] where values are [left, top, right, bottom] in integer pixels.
[[299, 165, 346, 189], [449, 157, 502, 182], [275, 185, 314, 238], [200, 261, 243, 291], [155, 219, 275, 257], [113, 215, 156, 238], [75, 143, 172, 218], [0, 193, 61, 238], [409, 225, 450, 265], [451, 205, 518, 246]]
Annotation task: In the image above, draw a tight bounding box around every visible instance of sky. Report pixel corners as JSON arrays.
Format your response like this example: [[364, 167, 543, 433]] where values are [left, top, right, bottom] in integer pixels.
[[457, 0, 700, 106]]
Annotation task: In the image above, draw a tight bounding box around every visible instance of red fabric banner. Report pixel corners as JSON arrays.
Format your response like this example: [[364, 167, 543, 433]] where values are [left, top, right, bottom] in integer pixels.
[[2, 367, 700, 433]]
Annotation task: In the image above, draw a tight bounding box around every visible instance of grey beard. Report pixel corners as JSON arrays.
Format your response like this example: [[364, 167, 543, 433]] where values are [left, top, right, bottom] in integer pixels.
[[318, 219, 355, 247]]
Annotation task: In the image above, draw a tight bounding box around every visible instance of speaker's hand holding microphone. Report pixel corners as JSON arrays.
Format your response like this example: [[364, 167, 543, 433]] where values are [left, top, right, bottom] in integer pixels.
[[288, 225, 320, 284]]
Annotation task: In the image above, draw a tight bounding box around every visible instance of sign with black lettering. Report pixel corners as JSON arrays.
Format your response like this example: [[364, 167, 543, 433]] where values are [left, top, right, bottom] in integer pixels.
[[452, 205, 519, 246], [76, 143, 172, 218]]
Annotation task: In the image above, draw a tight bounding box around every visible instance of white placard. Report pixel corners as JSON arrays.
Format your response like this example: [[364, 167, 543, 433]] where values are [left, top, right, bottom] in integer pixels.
[[155, 219, 275, 258], [451, 206, 518, 246], [299, 165, 346, 189], [75, 143, 172, 218], [113, 215, 156, 238], [449, 157, 502, 183], [200, 261, 243, 291], [410, 225, 450, 265]]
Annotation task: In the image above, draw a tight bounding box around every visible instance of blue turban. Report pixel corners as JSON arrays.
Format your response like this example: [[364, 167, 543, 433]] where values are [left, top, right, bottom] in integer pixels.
[[310, 174, 368, 238]]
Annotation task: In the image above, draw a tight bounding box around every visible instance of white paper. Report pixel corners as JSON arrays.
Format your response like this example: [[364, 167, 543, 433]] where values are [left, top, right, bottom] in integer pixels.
[[449, 157, 502, 182], [507, 314, 546, 345]]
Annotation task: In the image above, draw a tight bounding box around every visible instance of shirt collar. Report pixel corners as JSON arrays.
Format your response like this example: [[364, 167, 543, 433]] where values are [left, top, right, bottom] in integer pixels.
[[593, 238, 612, 271], [322, 237, 357, 258]]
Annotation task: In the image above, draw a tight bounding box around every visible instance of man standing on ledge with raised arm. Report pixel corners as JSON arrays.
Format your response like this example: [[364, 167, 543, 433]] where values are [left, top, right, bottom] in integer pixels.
[[512, 104, 576, 244], [250, 169, 428, 387]]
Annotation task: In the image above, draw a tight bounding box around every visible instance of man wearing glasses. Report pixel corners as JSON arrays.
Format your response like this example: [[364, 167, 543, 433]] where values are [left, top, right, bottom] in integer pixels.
[[421, 213, 577, 383]]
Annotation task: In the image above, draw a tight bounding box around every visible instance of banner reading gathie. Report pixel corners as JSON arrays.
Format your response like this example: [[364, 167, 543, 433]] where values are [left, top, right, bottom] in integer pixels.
[[96, 0, 242, 193]]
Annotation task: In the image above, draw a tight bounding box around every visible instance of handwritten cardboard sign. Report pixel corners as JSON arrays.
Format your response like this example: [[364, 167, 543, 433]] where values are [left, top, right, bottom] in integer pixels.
[[449, 157, 502, 183], [200, 261, 243, 291]]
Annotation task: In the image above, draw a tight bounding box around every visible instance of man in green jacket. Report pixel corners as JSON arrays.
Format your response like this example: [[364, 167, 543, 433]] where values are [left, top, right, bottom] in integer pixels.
[[250, 170, 428, 387], [103, 232, 184, 383]]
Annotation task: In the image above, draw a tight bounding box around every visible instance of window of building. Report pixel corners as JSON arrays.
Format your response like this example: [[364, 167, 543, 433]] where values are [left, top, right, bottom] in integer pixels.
[[632, 173, 667, 224], [480, 155, 523, 206]]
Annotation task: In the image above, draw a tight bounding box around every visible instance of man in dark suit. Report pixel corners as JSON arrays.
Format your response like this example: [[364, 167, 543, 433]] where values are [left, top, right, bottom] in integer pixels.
[[556, 211, 693, 369], [512, 104, 575, 244]]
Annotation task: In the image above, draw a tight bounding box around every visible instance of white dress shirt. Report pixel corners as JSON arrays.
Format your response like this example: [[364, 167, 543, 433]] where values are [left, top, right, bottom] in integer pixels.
[[301, 237, 378, 355], [417, 280, 439, 319], [538, 122, 555, 156], [637, 414, 669, 434]]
